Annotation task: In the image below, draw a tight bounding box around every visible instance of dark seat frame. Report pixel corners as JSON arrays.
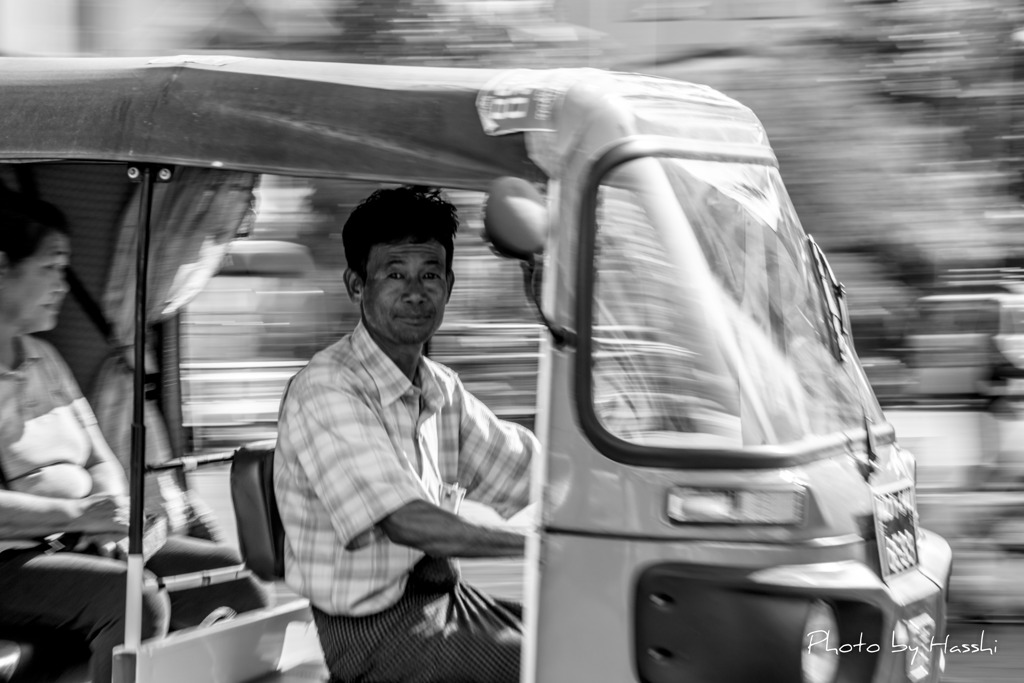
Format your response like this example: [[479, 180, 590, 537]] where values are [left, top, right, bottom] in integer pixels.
[[229, 441, 286, 582]]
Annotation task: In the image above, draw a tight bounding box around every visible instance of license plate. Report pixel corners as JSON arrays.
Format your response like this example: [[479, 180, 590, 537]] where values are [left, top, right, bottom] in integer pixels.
[[872, 480, 919, 580]]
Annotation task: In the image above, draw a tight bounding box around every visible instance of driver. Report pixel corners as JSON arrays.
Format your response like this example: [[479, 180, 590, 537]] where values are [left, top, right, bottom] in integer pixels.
[[275, 185, 537, 683]]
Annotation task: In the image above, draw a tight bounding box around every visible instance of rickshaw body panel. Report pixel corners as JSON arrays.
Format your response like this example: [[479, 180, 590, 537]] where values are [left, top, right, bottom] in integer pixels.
[[530, 531, 949, 683], [112, 600, 323, 683]]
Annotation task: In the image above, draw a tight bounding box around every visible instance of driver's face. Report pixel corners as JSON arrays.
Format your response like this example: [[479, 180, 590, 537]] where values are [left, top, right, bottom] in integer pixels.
[[352, 238, 453, 356]]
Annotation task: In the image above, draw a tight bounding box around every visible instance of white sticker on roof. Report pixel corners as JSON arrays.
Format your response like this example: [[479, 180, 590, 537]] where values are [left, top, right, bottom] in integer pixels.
[[476, 69, 584, 136]]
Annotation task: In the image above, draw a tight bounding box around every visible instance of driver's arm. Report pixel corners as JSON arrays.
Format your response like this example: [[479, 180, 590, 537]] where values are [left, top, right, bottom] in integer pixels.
[[278, 373, 426, 551], [380, 499, 526, 558]]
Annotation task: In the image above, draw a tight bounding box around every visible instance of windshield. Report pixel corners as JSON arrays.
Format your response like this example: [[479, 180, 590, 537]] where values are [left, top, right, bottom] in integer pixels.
[[588, 156, 880, 450]]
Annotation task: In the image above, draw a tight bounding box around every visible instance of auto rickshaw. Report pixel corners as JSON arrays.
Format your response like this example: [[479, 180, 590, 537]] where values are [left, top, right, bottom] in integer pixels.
[[0, 55, 951, 683]]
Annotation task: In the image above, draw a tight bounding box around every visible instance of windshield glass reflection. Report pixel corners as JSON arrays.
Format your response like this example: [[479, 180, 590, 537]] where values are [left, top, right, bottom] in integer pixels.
[[590, 157, 880, 449]]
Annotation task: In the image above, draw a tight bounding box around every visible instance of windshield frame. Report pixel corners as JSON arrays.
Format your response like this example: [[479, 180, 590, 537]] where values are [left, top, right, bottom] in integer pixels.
[[576, 136, 889, 469]]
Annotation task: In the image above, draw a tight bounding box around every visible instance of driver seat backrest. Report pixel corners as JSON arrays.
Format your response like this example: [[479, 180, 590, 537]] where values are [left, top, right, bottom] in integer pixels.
[[0, 640, 26, 682], [229, 441, 285, 582]]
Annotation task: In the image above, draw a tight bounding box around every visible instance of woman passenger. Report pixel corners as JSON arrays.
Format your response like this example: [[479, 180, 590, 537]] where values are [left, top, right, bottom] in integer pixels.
[[0, 194, 269, 683]]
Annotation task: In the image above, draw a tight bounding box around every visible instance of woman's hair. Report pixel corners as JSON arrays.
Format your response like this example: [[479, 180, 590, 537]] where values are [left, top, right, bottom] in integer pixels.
[[0, 190, 69, 266], [342, 186, 458, 280]]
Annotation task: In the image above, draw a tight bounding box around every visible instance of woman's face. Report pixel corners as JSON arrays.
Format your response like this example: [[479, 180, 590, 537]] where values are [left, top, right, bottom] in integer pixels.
[[0, 231, 70, 335]]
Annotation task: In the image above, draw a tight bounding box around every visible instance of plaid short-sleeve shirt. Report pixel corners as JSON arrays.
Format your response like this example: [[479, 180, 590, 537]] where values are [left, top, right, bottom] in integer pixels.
[[275, 322, 537, 616]]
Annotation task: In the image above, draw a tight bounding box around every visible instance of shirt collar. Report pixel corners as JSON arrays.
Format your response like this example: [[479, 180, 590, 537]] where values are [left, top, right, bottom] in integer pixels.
[[0, 336, 42, 377], [415, 359, 445, 416], [351, 321, 443, 410]]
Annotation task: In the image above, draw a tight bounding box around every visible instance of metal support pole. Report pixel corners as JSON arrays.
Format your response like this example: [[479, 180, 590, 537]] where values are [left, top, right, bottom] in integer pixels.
[[124, 163, 155, 653], [122, 164, 172, 656]]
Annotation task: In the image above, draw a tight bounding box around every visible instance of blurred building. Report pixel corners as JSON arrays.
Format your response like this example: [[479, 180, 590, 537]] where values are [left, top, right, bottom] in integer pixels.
[[0, 0, 598, 62], [1, 0, 836, 62], [556, 0, 835, 67]]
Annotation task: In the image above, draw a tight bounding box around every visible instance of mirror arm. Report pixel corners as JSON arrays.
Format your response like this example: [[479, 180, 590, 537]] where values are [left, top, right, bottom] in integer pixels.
[[520, 258, 576, 349], [545, 317, 576, 348]]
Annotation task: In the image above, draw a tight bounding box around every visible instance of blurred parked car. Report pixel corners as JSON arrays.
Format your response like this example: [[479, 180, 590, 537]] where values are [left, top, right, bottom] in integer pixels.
[[890, 285, 1024, 492], [904, 286, 1024, 398]]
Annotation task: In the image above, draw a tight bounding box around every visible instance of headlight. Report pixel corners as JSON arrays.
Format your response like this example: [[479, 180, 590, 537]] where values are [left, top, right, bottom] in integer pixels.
[[665, 485, 805, 525], [802, 600, 840, 683]]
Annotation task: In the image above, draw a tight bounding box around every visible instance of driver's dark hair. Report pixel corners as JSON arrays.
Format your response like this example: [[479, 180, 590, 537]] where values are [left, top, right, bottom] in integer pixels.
[[0, 189, 69, 266], [343, 186, 458, 280]]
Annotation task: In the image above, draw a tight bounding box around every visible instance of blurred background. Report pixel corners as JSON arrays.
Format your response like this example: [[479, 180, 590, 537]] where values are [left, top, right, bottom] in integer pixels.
[[6, 0, 1024, 673]]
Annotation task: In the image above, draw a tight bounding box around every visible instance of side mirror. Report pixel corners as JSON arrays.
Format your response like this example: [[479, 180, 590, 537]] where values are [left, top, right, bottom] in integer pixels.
[[483, 177, 547, 262]]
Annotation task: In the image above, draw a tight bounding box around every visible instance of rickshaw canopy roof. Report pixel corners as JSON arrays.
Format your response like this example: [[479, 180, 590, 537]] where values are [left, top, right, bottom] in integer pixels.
[[0, 55, 544, 189], [0, 55, 772, 189]]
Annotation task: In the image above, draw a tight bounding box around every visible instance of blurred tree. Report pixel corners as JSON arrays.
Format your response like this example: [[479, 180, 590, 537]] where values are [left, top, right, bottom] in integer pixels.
[[330, 0, 433, 60], [655, 0, 1024, 305], [843, 0, 1024, 186], [319, 0, 600, 65]]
